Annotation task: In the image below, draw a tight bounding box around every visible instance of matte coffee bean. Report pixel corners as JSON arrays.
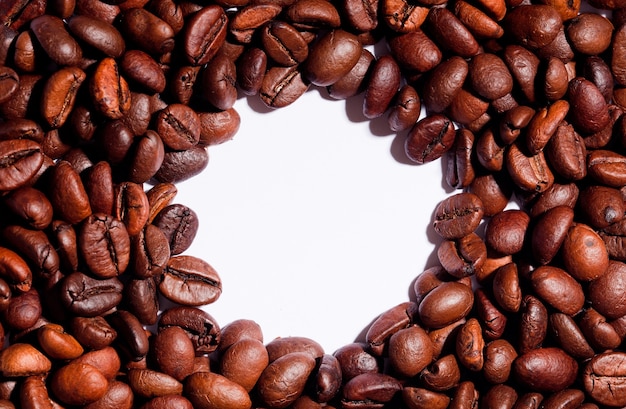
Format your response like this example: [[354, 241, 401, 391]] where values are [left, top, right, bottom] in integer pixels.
[[483, 339, 517, 384], [583, 351, 626, 407], [566, 13, 613, 55], [455, 318, 484, 371], [198, 108, 240, 146], [343, 0, 378, 31], [453, 0, 503, 39], [469, 53, 512, 101], [482, 384, 518, 409], [266, 336, 324, 363], [403, 387, 450, 409], [120, 50, 166, 94], [153, 326, 195, 381], [284, 0, 341, 30], [427, 7, 479, 58], [0, 343, 51, 377], [531, 205, 574, 265], [70, 316, 117, 350], [505, 5, 562, 49], [388, 30, 441, 74], [237, 47, 267, 96], [365, 301, 417, 356], [140, 395, 193, 409], [333, 343, 380, 381], [421, 354, 461, 391], [525, 99, 570, 155], [3, 288, 41, 331], [549, 313, 594, 360], [127, 368, 183, 398], [382, 0, 428, 33]]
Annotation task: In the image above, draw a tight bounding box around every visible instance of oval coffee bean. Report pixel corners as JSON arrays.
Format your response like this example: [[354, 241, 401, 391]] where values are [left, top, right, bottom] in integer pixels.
[[160, 255, 222, 306], [419, 282, 474, 329], [405, 114, 457, 164], [432, 193, 484, 240], [304, 29, 361, 87], [513, 348, 577, 392], [257, 352, 317, 408], [583, 351, 626, 407]]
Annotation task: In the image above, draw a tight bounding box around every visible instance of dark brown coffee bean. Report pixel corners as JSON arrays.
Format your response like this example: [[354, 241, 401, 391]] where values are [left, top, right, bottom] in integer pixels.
[[505, 5, 562, 49], [453, 0, 503, 39], [229, 3, 282, 43], [70, 316, 117, 350], [140, 395, 194, 409], [160, 255, 222, 306], [113, 181, 149, 237], [327, 48, 374, 100], [153, 325, 195, 381], [568, 77, 610, 134], [549, 313, 594, 360], [3, 186, 52, 230], [421, 354, 461, 391], [403, 387, 449, 409], [482, 384, 518, 409], [0, 139, 43, 192], [518, 295, 548, 354], [612, 24, 626, 86], [154, 145, 209, 183], [427, 7, 479, 58], [3, 288, 41, 331], [60, 271, 123, 317], [363, 55, 401, 119], [152, 203, 198, 255], [118, 8, 174, 55], [237, 47, 267, 96], [544, 121, 586, 181], [124, 277, 158, 325], [387, 85, 420, 132], [48, 160, 92, 224], [366, 301, 417, 356], [127, 130, 165, 184], [198, 108, 240, 146], [525, 99, 570, 155], [120, 50, 166, 94], [284, 0, 341, 30], [587, 149, 626, 187], [567, 13, 613, 55], [130, 224, 170, 279], [159, 306, 221, 354], [388, 29, 441, 74], [333, 343, 380, 381], [531, 205, 574, 265], [183, 5, 227, 65], [67, 14, 125, 58], [530, 266, 584, 315], [514, 348, 577, 392], [503, 45, 540, 104], [2, 225, 59, 279], [79, 213, 130, 278], [29, 15, 82, 66], [127, 368, 183, 398], [468, 53, 512, 101], [260, 65, 309, 108], [199, 54, 237, 111], [483, 339, 517, 384], [0, 67, 19, 105], [528, 182, 579, 218], [261, 21, 308, 66]]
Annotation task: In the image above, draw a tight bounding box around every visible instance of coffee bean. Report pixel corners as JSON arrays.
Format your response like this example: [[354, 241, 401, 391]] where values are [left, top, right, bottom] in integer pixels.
[[160, 255, 221, 306]]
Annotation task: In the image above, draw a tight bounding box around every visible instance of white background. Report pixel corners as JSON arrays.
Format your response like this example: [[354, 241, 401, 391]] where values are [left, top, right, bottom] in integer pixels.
[[175, 87, 453, 354]]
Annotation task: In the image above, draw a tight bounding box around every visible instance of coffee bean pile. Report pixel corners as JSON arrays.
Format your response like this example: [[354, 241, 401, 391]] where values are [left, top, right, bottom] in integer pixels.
[[1, 0, 626, 407]]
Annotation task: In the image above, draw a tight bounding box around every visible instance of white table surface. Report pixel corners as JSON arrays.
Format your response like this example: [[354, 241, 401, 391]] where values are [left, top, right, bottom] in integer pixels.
[[176, 86, 453, 354]]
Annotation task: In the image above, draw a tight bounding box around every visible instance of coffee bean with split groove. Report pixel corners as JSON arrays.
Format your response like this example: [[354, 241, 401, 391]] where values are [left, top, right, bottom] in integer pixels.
[[152, 203, 198, 255], [59, 272, 123, 317], [160, 255, 222, 306], [432, 192, 484, 240], [304, 29, 362, 87], [79, 213, 130, 278], [405, 114, 457, 164]]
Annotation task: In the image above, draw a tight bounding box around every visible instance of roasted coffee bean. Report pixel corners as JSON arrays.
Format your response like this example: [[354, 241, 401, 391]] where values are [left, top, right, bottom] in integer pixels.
[[90, 57, 131, 120], [198, 108, 240, 146], [152, 203, 198, 255], [59, 272, 123, 317], [184, 371, 251, 409], [108, 310, 149, 361], [514, 348, 577, 392], [432, 193, 484, 240], [530, 266, 584, 315], [124, 278, 158, 325], [113, 182, 149, 237], [119, 50, 166, 94], [389, 30, 441, 74], [153, 325, 195, 381], [70, 316, 117, 350], [2, 225, 59, 279], [183, 5, 227, 65], [128, 130, 165, 183], [127, 368, 183, 398], [0, 343, 51, 377], [333, 343, 380, 381], [284, 0, 341, 30], [257, 352, 316, 408], [0, 139, 43, 192], [419, 282, 474, 329], [29, 15, 82, 66], [260, 65, 309, 108], [160, 255, 221, 306], [427, 7, 479, 58], [118, 8, 174, 55], [531, 205, 574, 265], [159, 306, 220, 354], [199, 54, 237, 111], [220, 338, 269, 392], [50, 361, 109, 406], [506, 141, 554, 193], [560, 223, 609, 282], [237, 47, 267, 96], [304, 29, 361, 87], [583, 351, 626, 407], [363, 55, 401, 119], [405, 114, 457, 164], [525, 99, 569, 155], [568, 77, 610, 134], [79, 213, 130, 278], [154, 145, 209, 183], [365, 301, 417, 355], [327, 48, 374, 100], [342, 372, 402, 407], [67, 14, 125, 58]]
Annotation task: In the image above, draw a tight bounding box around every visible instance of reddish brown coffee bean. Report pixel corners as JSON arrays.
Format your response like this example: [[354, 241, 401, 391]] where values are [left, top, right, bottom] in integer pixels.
[[153, 326, 195, 381], [118, 8, 174, 55], [525, 99, 569, 155], [483, 339, 517, 384], [530, 266, 584, 315], [514, 348, 577, 392], [419, 282, 474, 329], [266, 336, 324, 362], [612, 24, 626, 86], [438, 232, 486, 278], [544, 121, 586, 181], [48, 160, 91, 224], [236, 47, 267, 96], [505, 5, 562, 49], [445, 128, 476, 190], [199, 54, 237, 111], [0, 343, 51, 377], [388, 325, 431, 377], [567, 13, 613, 55], [284, 0, 341, 30], [531, 205, 574, 265], [587, 149, 626, 187], [90, 57, 131, 120], [432, 192, 484, 240], [120, 50, 166, 94], [220, 338, 269, 391], [423, 56, 468, 113], [67, 14, 125, 58], [381, 0, 428, 32], [421, 354, 461, 391], [160, 255, 222, 306], [127, 368, 183, 398], [156, 104, 200, 151], [154, 145, 209, 183], [257, 352, 317, 408], [568, 77, 610, 135], [229, 3, 282, 43], [0, 139, 43, 192], [29, 15, 82, 66], [583, 351, 626, 407], [260, 66, 309, 108], [405, 114, 457, 164], [455, 318, 484, 371], [485, 210, 530, 256], [70, 316, 117, 350], [50, 362, 109, 406], [198, 108, 240, 146], [363, 55, 401, 119], [388, 30, 441, 74], [503, 45, 540, 103], [587, 261, 626, 319], [468, 53, 512, 100], [549, 313, 594, 360], [304, 29, 361, 87], [560, 223, 609, 282], [518, 295, 548, 354], [403, 387, 450, 409], [327, 48, 374, 100], [506, 141, 554, 193], [427, 7, 479, 58], [261, 21, 308, 66]]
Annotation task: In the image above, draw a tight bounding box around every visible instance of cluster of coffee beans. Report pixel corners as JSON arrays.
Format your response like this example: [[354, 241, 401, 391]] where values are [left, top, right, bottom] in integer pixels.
[[2, 0, 626, 406]]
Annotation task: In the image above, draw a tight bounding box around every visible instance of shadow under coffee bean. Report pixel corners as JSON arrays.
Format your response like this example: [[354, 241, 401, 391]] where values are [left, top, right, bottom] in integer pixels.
[[2, 0, 626, 407]]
